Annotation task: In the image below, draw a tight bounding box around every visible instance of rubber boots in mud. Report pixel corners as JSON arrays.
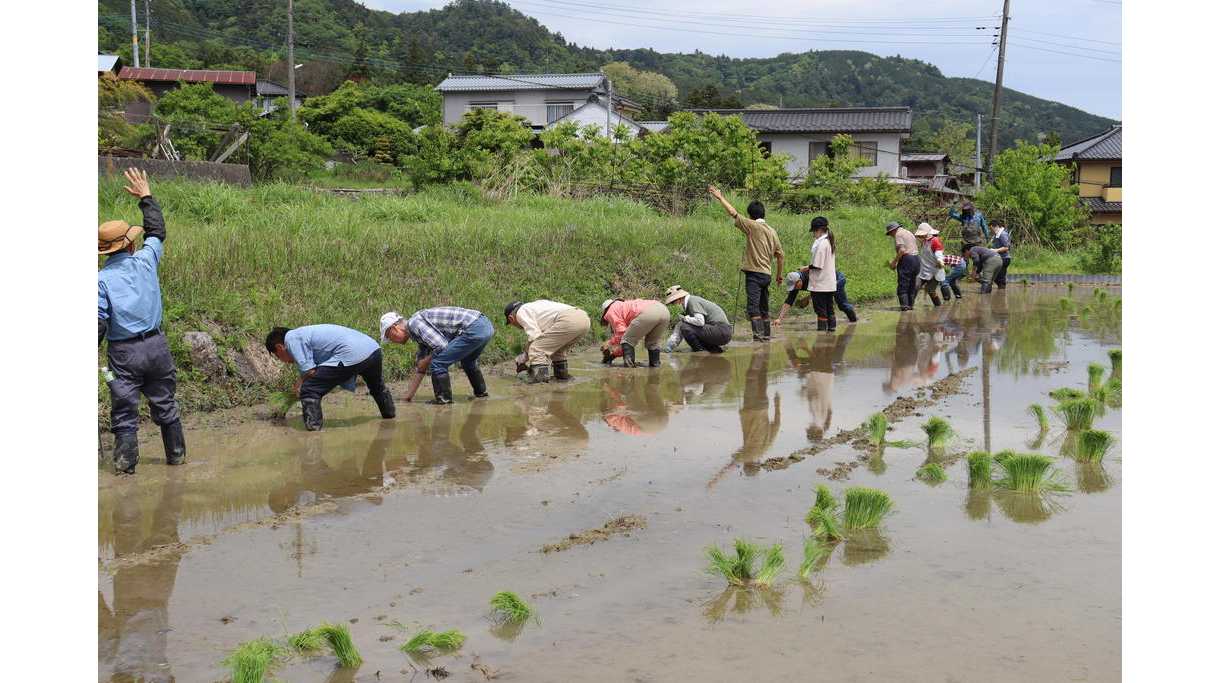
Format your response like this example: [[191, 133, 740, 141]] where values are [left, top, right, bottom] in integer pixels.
[[552, 359, 573, 381], [429, 372, 454, 405], [527, 364, 551, 384], [601, 348, 614, 365], [763, 319, 772, 340], [647, 348, 661, 368], [817, 318, 828, 332], [620, 342, 638, 368], [113, 431, 139, 474], [373, 388, 397, 419], [464, 365, 489, 398], [301, 398, 324, 431], [160, 420, 187, 465], [750, 319, 766, 342]]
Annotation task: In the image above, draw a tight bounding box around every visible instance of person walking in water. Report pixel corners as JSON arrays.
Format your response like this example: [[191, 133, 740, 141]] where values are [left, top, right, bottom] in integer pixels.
[[707, 185, 785, 341], [504, 299, 591, 384], [914, 223, 945, 307], [380, 307, 494, 405], [949, 200, 987, 248], [600, 298, 671, 367], [989, 222, 1013, 289], [961, 243, 1004, 294], [98, 168, 186, 474], [886, 221, 920, 311], [265, 324, 396, 430], [662, 286, 733, 353]]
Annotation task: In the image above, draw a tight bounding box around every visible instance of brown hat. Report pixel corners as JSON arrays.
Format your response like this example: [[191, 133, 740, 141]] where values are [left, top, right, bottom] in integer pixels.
[[98, 220, 143, 255]]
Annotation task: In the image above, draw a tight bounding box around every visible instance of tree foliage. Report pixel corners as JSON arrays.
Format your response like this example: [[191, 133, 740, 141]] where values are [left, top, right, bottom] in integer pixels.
[[976, 142, 1088, 249], [98, 75, 155, 150], [154, 82, 242, 160], [602, 61, 679, 119]]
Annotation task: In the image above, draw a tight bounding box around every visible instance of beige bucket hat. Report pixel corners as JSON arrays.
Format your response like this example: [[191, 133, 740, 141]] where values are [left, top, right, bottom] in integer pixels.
[[663, 285, 690, 305], [98, 220, 143, 255], [913, 222, 935, 238]]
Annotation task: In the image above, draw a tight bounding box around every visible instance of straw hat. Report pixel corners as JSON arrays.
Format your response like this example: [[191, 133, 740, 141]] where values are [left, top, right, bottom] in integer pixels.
[[663, 285, 689, 305], [914, 222, 934, 238], [98, 220, 143, 255]]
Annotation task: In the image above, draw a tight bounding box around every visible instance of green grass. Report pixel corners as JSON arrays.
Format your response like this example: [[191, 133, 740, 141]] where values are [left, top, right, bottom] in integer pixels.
[[317, 622, 362, 668], [705, 539, 785, 587], [915, 462, 947, 484], [798, 537, 831, 580], [842, 487, 894, 530], [921, 416, 954, 450], [1077, 429, 1114, 462], [994, 453, 1069, 494], [223, 638, 287, 683], [1049, 387, 1087, 403], [1087, 363, 1106, 392], [967, 452, 993, 488], [866, 413, 888, 446], [287, 628, 326, 654], [401, 629, 467, 655], [1056, 398, 1101, 431], [489, 591, 534, 625], [1009, 247, 1088, 275]]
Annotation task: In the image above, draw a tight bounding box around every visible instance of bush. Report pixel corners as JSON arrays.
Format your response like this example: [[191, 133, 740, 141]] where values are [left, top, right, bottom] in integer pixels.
[[1077, 223, 1121, 274], [329, 108, 416, 161], [155, 82, 244, 160], [247, 120, 334, 181], [403, 125, 468, 187], [976, 142, 1089, 249]]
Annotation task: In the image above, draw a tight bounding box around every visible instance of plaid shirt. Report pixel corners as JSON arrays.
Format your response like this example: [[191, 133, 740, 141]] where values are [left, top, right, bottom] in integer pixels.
[[943, 254, 966, 268], [406, 307, 482, 354]]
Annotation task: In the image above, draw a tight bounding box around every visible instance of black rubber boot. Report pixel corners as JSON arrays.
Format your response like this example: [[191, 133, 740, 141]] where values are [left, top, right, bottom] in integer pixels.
[[601, 348, 614, 365], [763, 319, 772, 340], [750, 319, 765, 342], [817, 318, 828, 332], [464, 365, 489, 398], [621, 342, 638, 368], [301, 398, 324, 431], [373, 388, 396, 419], [845, 306, 858, 323], [113, 431, 139, 475], [428, 372, 454, 405], [980, 282, 993, 294], [647, 348, 661, 368], [827, 315, 837, 333], [160, 420, 186, 466], [527, 364, 551, 384], [553, 359, 572, 381]]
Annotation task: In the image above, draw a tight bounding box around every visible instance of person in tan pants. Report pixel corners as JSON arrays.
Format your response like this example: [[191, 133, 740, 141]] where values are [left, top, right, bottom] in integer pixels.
[[600, 298, 671, 368], [505, 300, 592, 383]]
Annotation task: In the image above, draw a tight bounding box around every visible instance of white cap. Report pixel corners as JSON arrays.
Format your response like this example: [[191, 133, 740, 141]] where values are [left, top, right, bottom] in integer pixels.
[[785, 271, 802, 292], [600, 299, 615, 319], [379, 311, 403, 343]]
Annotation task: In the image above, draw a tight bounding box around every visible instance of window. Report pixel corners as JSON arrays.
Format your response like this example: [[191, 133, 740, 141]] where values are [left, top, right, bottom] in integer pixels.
[[1109, 166, 1121, 187], [469, 102, 498, 111], [850, 141, 878, 166], [546, 102, 575, 124], [759, 141, 772, 157], [808, 141, 829, 164]]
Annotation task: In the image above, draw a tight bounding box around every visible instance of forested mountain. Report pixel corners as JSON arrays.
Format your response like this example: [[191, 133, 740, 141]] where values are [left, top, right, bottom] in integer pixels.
[[98, 0, 1117, 149]]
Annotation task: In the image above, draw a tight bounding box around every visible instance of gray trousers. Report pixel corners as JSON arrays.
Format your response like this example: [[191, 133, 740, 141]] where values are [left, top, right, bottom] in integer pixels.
[[106, 333, 180, 434], [679, 321, 733, 352]]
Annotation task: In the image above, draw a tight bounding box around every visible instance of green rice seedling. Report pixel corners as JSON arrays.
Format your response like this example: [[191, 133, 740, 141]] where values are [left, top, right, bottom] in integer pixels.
[[921, 416, 954, 450], [1056, 398, 1100, 431], [993, 453, 1069, 494], [268, 390, 297, 418], [806, 506, 844, 542], [1087, 363, 1106, 392], [867, 452, 887, 474], [1049, 387, 1086, 403], [401, 629, 466, 656], [967, 451, 993, 488], [915, 462, 947, 484], [993, 449, 1016, 464], [317, 622, 362, 668], [1067, 282, 1075, 293], [704, 539, 785, 587], [223, 638, 287, 683], [1029, 403, 1049, 433], [1108, 348, 1122, 376], [1077, 429, 1114, 462], [814, 484, 838, 512], [1058, 297, 1073, 313], [842, 487, 894, 530], [1103, 377, 1122, 407], [885, 439, 921, 448], [754, 543, 786, 586], [288, 628, 326, 654], [865, 412, 888, 446], [798, 537, 831, 580], [489, 591, 534, 626]]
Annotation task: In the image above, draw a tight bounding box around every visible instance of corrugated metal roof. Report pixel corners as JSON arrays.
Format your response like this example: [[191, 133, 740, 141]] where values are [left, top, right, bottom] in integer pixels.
[[435, 73, 605, 92], [1082, 197, 1122, 213], [98, 55, 121, 72], [901, 153, 948, 162], [118, 67, 256, 85], [689, 107, 912, 133], [1056, 125, 1121, 161]]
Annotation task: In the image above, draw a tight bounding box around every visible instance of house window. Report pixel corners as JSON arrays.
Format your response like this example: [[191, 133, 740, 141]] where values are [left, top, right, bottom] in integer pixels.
[[1109, 166, 1121, 187], [469, 102, 499, 111], [759, 141, 772, 157], [851, 141, 878, 166], [809, 141, 829, 164], [546, 102, 575, 124]]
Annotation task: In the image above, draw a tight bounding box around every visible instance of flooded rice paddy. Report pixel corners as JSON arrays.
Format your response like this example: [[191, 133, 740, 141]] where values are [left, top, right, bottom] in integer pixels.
[[99, 286, 1121, 682]]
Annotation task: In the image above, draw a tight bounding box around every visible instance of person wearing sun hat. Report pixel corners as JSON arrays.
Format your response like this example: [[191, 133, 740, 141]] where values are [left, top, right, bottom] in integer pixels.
[[504, 299, 591, 384], [599, 298, 670, 368], [98, 168, 186, 474], [913, 222, 946, 306], [661, 285, 733, 354]]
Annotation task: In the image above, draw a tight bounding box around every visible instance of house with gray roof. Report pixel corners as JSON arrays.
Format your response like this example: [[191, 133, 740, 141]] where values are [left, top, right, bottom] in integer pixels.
[[689, 107, 913, 179], [435, 73, 640, 132], [1053, 124, 1121, 224]]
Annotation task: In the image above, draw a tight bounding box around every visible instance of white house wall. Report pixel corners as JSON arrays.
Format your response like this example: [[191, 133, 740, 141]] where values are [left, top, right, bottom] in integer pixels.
[[442, 89, 595, 127], [553, 103, 642, 136], [759, 132, 905, 179]]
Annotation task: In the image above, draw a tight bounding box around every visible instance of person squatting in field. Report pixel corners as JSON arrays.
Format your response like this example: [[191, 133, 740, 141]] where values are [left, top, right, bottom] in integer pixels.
[[661, 286, 733, 353]]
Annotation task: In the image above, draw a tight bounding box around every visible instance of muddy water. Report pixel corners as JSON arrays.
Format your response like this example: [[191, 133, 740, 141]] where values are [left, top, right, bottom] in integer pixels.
[[99, 286, 1121, 682]]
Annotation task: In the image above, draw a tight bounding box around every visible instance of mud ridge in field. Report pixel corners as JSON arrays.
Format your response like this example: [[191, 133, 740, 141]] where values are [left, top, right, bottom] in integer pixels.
[[541, 515, 648, 553]]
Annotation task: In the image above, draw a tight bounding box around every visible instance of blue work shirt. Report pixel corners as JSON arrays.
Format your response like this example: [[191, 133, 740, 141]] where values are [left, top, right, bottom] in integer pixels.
[[98, 237, 164, 341], [284, 324, 380, 375]]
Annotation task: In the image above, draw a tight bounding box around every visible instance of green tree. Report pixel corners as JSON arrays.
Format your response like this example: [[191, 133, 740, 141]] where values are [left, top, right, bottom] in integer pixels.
[[154, 82, 242, 159], [98, 74, 155, 151], [929, 120, 977, 176], [602, 62, 679, 119], [975, 142, 1088, 249], [247, 119, 335, 181]]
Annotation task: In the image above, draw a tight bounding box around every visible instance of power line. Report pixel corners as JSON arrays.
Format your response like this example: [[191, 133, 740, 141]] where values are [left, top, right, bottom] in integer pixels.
[[1007, 35, 1120, 57], [971, 45, 999, 79], [1006, 41, 1122, 63], [1012, 28, 1120, 46]]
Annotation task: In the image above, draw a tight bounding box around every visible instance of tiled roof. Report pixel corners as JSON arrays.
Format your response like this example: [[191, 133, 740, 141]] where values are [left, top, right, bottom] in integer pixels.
[[1082, 197, 1122, 213], [1056, 125, 1121, 161], [638, 121, 670, 133], [118, 67, 256, 85], [901, 153, 948, 162], [435, 73, 605, 92], [256, 79, 291, 96], [689, 107, 912, 133]]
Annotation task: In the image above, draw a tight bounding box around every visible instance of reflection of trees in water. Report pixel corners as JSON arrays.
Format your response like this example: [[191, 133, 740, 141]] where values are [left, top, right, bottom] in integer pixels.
[[703, 585, 786, 623], [841, 529, 891, 566]]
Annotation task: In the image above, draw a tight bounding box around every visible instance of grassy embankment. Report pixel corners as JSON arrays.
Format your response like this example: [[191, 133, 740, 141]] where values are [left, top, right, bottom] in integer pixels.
[[97, 177, 1083, 416]]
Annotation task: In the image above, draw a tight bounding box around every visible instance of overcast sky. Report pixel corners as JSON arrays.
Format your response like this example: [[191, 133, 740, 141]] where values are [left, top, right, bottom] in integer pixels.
[[360, 0, 1121, 119]]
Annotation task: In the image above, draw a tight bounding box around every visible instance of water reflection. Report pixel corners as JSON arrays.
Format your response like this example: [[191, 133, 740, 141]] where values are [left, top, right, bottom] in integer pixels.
[[406, 406, 494, 493], [677, 354, 733, 403], [1075, 461, 1112, 494], [601, 371, 675, 436], [703, 585, 786, 623], [993, 490, 1066, 524], [785, 325, 855, 442], [708, 347, 781, 487], [841, 530, 891, 566]]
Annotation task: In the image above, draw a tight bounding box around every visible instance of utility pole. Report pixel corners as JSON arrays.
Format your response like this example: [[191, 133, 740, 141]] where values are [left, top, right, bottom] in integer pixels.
[[606, 76, 613, 139], [144, 0, 151, 68], [129, 0, 140, 68], [287, 0, 297, 122], [986, 0, 1011, 174], [975, 112, 983, 188]]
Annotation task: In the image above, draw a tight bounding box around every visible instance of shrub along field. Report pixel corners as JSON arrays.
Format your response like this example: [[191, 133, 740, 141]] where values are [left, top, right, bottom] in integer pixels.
[[96, 177, 1078, 417]]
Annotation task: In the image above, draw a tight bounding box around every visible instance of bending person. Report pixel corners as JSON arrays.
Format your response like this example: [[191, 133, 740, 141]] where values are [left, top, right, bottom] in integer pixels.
[[380, 307, 494, 405], [662, 286, 733, 353], [504, 299, 591, 384], [961, 244, 1004, 294], [600, 298, 670, 368]]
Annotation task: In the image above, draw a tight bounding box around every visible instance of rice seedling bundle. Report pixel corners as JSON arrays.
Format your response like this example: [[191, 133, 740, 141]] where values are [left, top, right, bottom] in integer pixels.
[[705, 539, 785, 587], [1049, 387, 1086, 403], [916, 462, 947, 484], [842, 487, 893, 529], [866, 413, 888, 446], [1058, 297, 1074, 313], [288, 628, 326, 654], [814, 484, 838, 512], [967, 452, 993, 488], [993, 449, 1016, 464], [1056, 398, 1100, 431], [994, 453, 1069, 494], [921, 416, 954, 450], [223, 638, 287, 683], [317, 622, 362, 667], [401, 629, 467, 655], [1087, 363, 1106, 391], [754, 543, 786, 586], [1108, 349, 1122, 375], [1028, 403, 1049, 432], [268, 390, 297, 418], [489, 591, 534, 625], [1077, 429, 1114, 462], [1067, 282, 1076, 293], [798, 537, 831, 579], [806, 506, 844, 542]]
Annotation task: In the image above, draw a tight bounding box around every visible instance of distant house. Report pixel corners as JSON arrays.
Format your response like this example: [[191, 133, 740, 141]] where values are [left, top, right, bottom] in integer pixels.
[[901, 153, 950, 178], [546, 96, 644, 137], [1054, 125, 1121, 224], [255, 79, 304, 115], [688, 107, 913, 179], [638, 121, 670, 135], [434, 72, 638, 132], [98, 54, 122, 76], [117, 67, 257, 102]]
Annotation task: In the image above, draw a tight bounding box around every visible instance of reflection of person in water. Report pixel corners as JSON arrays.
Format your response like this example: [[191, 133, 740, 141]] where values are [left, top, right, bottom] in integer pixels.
[[883, 309, 954, 394], [268, 423, 402, 513], [99, 474, 185, 682], [677, 354, 733, 404], [410, 406, 495, 492], [786, 324, 855, 441], [709, 347, 780, 487]]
